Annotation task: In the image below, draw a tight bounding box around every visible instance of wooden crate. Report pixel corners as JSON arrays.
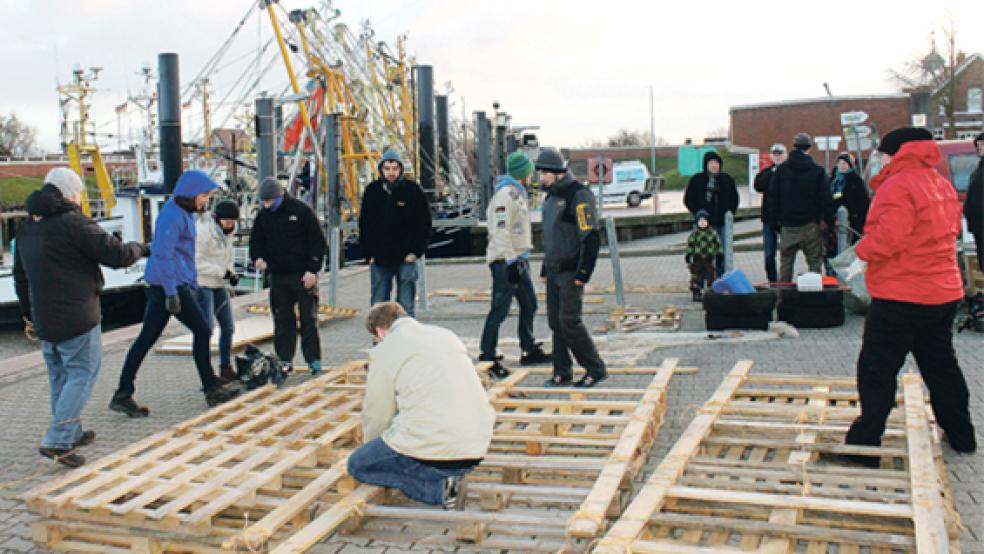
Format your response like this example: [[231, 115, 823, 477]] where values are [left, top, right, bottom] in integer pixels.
[[225, 360, 685, 553], [593, 362, 960, 554]]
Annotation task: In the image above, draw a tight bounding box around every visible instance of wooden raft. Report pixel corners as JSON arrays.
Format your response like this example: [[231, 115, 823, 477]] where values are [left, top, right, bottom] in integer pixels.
[[230, 360, 684, 553], [24, 362, 370, 553], [593, 361, 960, 554], [155, 306, 357, 355]]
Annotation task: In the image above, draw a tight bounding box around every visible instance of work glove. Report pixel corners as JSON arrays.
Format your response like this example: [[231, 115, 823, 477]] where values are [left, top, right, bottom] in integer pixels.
[[139, 243, 151, 257], [165, 294, 182, 315], [224, 270, 240, 287], [506, 261, 521, 284]]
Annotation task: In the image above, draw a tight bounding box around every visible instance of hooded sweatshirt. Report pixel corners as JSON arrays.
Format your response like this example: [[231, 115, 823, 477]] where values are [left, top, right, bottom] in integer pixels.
[[195, 213, 235, 288], [13, 185, 144, 341], [358, 157, 432, 266], [767, 149, 833, 227], [684, 151, 739, 227], [485, 175, 533, 264], [143, 171, 217, 295]]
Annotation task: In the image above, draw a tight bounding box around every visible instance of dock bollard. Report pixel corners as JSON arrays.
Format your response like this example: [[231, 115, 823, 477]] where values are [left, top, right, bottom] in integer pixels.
[[327, 226, 340, 307], [416, 256, 428, 313], [836, 205, 849, 255], [604, 216, 626, 309], [723, 210, 734, 275]]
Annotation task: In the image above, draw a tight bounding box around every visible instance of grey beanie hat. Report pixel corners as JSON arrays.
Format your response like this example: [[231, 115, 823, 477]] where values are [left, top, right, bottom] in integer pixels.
[[45, 168, 85, 199], [258, 178, 284, 200], [534, 148, 566, 172]]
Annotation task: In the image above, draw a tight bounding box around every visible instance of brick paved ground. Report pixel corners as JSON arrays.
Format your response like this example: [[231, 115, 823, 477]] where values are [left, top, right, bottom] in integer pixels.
[[1, 234, 982, 553]]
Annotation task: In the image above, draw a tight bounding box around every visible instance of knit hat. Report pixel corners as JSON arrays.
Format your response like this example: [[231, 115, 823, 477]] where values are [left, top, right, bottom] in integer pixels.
[[534, 148, 566, 173], [258, 177, 284, 200], [694, 209, 710, 225], [703, 150, 723, 171], [214, 200, 240, 220], [378, 148, 404, 173], [44, 168, 85, 199], [506, 152, 533, 180], [792, 132, 812, 149], [877, 127, 933, 156], [835, 152, 854, 168]]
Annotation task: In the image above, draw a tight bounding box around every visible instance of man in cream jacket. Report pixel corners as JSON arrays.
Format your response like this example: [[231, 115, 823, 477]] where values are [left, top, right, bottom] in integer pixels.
[[348, 302, 495, 510], [478, 151, 550, 379]]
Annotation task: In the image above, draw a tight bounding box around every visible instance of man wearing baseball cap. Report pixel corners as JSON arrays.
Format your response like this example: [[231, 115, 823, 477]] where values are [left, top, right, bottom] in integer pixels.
[[753, 143, 787, 282]]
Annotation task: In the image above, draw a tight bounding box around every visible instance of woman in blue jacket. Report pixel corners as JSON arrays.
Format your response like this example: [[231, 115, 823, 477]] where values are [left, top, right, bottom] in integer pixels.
[[110, 171, 238, 415]]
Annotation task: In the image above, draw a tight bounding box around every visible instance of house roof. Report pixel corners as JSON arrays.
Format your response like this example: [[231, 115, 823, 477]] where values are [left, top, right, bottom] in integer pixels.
[[730, 94, 909, 112], [932, 52, 984, 96]]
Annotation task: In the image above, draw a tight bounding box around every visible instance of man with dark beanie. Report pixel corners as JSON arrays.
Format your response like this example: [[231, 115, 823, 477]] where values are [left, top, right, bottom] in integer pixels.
[[684, 150, 739, 276], [15, 169, 149, 467], [767, 132, 833, 281], [963, 132, 984, 270], [358, 148, 432, 317], [536, 148, 607, 388], [111, 170, 238, 417], [841, 127, 976, 466], [250, 177, 328, 375]]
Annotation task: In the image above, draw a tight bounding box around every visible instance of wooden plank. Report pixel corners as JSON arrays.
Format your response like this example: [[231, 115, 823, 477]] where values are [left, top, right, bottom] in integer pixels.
[[267, 485, 383, 554]]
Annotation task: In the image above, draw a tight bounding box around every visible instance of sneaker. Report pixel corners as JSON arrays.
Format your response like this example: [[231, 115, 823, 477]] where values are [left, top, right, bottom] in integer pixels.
[[543, 375, 573, 388], [219, 365, 240, 382], [309, 360, 322, 377], [39, 447, 85, 468], [213, 373, 236, 388], [519, 343, 551, 366], [204, 386, 240, 407], [74, 430, 95, 448], [109, 395, 150, 417], [573, 373, 608, 388], [487, 360, 511, 379], [442, 475, 468, 510]]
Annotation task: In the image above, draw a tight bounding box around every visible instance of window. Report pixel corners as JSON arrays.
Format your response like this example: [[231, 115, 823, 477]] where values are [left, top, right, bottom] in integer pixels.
[[948, 153, 978, 193], [969, 88, 983, 113]]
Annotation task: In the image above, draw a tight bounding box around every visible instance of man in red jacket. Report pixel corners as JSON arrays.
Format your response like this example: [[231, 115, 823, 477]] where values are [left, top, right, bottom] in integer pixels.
[[844, 127, 976, 465]]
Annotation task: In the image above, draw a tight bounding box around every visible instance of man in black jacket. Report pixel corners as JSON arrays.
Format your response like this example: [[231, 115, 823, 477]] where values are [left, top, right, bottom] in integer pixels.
[[250, 178, 328, 374], [14, 169, 148, 467], [964, 132, 984, 271], [358, 149, 432, 317], [767, 133, 834, 282], [753, 144, 786, 282], [684, 151, 739, 276]]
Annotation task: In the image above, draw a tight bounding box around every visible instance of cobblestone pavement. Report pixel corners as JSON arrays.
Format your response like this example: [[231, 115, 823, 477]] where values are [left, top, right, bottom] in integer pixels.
[[1, 238, 983, 553]]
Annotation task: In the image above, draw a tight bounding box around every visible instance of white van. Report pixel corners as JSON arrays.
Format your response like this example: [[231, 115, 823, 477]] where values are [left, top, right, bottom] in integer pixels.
[[589, 160, 654, 207]]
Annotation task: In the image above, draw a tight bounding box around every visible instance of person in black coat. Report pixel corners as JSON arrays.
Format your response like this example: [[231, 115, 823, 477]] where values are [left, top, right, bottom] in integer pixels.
[[964, 133, 984, 271], [14, 169, 148, 467], [753, 144, 787, 282], [250, 179, 328, 374], [684, 150, 739, 275], [358, 148, 432, 317], [827, 152, 870, 249]]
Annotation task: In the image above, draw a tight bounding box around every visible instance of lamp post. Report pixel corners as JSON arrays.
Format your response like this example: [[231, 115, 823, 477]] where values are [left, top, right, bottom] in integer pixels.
[[648, 85, 656, 178]]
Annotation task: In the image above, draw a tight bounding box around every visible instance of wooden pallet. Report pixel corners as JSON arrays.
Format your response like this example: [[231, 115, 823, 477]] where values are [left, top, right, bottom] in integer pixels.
[[24, 362, 370, 553], [225, 360, 685, 553], [155, 306, 357, 355], [593, 362, 960, 554], [601, 306, 682, 333]]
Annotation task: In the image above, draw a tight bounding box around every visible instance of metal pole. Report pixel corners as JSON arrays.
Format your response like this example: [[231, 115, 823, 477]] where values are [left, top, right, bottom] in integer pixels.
[[836, 205, 849, 255], [494, 115, 507, 175], [274, 104, 284, 177], [255, 97, 275, 187], [476, 111, 492, 221], [324, 113, 340, 306], [604, 216, 625, 308], [416, 256, 428, 313], [648, 85, 656, 178], [414, 65, 436, 199], [157, 53, 181, 194], [723, 210, 735, 274], [596, 156, 605, 219], [435, 95, 450, 186]]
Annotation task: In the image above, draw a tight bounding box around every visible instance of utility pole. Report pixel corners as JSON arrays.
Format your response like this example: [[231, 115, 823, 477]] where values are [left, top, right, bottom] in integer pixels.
[[648, 85, 656, 177]]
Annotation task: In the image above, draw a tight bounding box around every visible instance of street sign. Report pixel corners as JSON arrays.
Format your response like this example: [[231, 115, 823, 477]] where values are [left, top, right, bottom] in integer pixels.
[[846, 125, 873, 138], [587, 157, 613, 184], [815, 136, 842, 151], [845, 137, 874, 151], [840, 111, 869, 126], [912, 114, 927, 127]]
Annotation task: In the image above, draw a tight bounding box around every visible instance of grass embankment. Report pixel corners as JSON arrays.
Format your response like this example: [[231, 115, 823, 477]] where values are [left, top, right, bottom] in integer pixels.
[[0, 175, 100, 208], [643, 149, 749, 191]]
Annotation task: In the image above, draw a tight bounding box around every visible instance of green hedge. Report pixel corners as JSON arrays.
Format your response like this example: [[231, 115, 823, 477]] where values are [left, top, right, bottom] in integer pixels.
[[0, 175, 101, 207]]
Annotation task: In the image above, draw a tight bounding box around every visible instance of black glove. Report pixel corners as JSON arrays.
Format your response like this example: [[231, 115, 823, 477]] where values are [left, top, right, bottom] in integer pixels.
[[685, 253, 694, 264], [224, 270, 240, 287], [165, 294, 181, 314], [139, 243, 151, 257], [506, 262, 521, 284]]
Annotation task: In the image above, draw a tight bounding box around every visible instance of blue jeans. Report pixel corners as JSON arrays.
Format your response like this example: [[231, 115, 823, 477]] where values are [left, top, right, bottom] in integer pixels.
[[41, 325, 101, 449], [198, 287, 235, 368], [370, 262, 417, 317], [479, 260, 537, 360], [762, 223, 779, 283], [347, 438, 473, 505]]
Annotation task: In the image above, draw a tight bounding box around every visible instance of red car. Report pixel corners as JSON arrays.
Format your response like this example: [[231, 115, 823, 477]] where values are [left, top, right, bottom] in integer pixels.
[[935, 140, 979, 201]]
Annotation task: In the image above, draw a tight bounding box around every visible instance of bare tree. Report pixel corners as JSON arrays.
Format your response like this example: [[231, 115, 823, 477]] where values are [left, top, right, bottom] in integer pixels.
[[0, 113, 39, 157], [607, 129, 650, 147], [887, 19, 965, 139]]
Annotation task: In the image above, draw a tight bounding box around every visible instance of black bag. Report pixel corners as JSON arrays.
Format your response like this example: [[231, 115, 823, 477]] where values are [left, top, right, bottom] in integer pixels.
[[235, 344, 292, 389]]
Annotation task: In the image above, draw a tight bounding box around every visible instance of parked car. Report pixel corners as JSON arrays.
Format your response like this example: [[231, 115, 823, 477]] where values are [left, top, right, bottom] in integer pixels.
[[935, 140, 978, 201], [588, 160, 654, 207]]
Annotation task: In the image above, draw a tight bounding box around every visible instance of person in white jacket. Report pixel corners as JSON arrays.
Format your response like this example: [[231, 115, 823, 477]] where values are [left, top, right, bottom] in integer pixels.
[[348, 302, 495, 510], [195, 200, 240, 382], [478, 152, 550, 379]]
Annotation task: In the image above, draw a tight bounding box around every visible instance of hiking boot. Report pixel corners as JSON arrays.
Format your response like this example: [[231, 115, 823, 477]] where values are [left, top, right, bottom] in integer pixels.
[[943, 432, 977, 454], [543, 375, 573, 388], [74, 430, 95, 448], [205, 386, 240, 407], [219, 365, 240, 382], [487, 360, 511, 379], [40, 447, 85, 468], [109, 395, 150, 417], [442, 475, 468, 511], [519, 343, 551, 366], [573, 373, 608, 388]]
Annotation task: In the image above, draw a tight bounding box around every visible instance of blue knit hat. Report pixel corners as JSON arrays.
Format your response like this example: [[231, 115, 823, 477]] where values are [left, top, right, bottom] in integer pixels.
[[694, 209, 710, 225], [506, 152, 532, 181], [378, 148, 404, 173]]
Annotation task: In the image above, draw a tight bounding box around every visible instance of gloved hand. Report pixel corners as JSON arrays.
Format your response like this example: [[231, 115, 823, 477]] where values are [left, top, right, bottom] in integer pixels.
[[224, 270, 240, 287], [165, 294, 181, 314], [139, 243, 151, 257], [506, 262, 521, 284], [846, 258, 867, 280], [685, 253, 693, 265]]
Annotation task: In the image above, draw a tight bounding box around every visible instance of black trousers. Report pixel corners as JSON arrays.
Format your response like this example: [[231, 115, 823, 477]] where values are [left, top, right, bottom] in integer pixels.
[[546, 272, 606, 380], [846, 298, 976, 451], [269, 273, 321, 364]]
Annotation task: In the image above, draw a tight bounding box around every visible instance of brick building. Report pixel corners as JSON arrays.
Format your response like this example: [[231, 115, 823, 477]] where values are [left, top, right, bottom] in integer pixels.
[[923, 53, 984, 140]]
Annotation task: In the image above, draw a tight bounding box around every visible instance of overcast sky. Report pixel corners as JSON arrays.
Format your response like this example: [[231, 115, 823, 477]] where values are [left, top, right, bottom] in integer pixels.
[[3, 0, 983, 153]]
